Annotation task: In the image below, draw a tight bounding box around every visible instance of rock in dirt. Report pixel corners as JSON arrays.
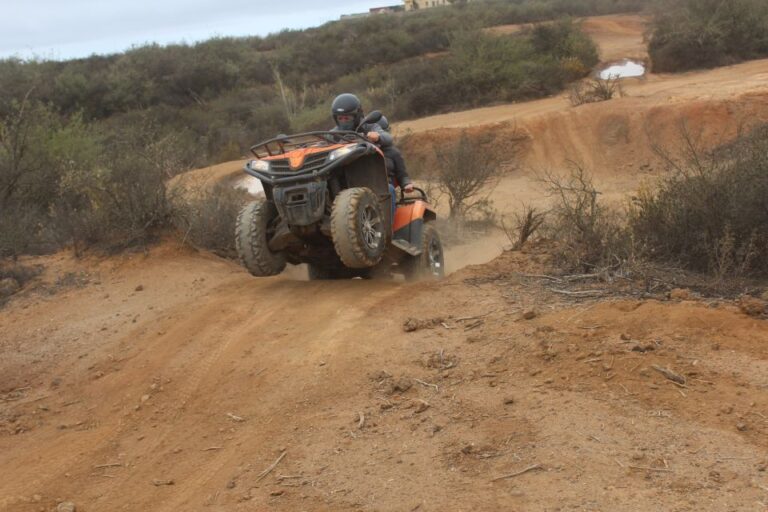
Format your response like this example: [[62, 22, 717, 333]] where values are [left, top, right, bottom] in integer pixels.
[[522, 310, 537, 320], [669, 288, 691, 300], [0, 278, 20, 298], [390, 377, 413, 394], [57, 502, 76, 512], [402, 317, 443, 332], [503, 397, 516, 405], [736, 422, 748, 432], [414, 400, 430, 414], [135, 284, 144, 292], [738, 296, 767, 317], [152, 479, 175, 486]]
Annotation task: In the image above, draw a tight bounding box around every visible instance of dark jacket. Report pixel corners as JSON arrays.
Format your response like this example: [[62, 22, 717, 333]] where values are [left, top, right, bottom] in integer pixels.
[[330, 122, 393, 147], [330, 122, 410, 186]]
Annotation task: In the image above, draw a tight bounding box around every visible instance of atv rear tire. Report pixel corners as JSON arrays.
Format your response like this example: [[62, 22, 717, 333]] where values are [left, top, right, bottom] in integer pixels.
[[235, 199, 286, 277], [403, 223, 444, 281], [330, 187, 386, 269]]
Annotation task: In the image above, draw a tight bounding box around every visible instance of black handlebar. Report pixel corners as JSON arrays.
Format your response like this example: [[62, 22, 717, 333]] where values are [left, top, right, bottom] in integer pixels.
[[399, 186, 428, 203]]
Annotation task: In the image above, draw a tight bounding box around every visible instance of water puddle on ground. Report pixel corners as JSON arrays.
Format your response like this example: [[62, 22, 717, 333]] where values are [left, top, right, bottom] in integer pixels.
[[599, 59, 645, 80], [234, 176, 264, 196]]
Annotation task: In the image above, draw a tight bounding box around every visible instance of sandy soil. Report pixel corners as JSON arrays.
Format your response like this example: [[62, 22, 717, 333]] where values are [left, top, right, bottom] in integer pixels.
[[2, 13, 768, 512], [2, 246, 767, 512], [487, 14, 649, 62]]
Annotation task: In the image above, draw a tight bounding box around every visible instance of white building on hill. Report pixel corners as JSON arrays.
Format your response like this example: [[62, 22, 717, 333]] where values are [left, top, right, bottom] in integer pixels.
[[404, 0, 467, 10]]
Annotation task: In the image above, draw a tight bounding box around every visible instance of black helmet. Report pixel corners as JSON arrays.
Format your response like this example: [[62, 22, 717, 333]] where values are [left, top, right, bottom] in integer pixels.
[[378, 115, 390, 132], [331, 93, 363, 130]]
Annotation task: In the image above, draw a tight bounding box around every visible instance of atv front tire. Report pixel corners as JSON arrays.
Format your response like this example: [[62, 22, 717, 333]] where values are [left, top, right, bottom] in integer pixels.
[[235, 199, 286, 277], [330, 187, 386, 269], [403, 222, 444, 281]]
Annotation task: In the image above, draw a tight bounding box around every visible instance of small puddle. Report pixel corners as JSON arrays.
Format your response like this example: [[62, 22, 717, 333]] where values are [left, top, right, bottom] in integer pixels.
[[234, 176, 264, 196], [599, 59, 645, 80]]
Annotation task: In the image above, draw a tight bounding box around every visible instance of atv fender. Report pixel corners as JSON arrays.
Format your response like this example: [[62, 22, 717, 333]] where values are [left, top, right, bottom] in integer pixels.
[[392, 200, 436, 255]]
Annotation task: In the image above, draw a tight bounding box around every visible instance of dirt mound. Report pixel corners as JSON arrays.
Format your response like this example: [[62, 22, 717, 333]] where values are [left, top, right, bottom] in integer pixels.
[[402, 91, 768, 178], [2, 243, 767, 511], [581, 13, 649, 62]]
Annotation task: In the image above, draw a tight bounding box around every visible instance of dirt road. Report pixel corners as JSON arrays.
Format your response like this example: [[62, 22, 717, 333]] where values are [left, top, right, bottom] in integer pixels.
[[2, 245, 767, 511]]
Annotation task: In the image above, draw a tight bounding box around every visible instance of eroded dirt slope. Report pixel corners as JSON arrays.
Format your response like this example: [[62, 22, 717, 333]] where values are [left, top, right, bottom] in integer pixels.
[[2, 246, 767, 511]]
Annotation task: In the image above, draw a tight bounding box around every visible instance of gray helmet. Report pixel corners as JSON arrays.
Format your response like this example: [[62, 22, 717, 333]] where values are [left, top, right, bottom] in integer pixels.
[[331, 93, 363, 130], [378, 115, 390, 132]]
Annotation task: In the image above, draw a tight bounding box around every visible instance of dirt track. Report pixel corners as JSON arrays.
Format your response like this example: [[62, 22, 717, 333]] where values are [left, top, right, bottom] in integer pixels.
[[3, 246, 768, 511], [3, 14, 768, 512]]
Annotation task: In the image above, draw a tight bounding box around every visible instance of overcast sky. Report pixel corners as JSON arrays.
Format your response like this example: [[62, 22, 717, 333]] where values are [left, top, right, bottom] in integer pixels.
[[0, 0, 393, 61]]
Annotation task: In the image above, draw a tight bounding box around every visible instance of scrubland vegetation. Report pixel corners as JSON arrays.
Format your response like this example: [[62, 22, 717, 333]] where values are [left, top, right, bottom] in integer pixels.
[[648, 0, 768, 72], [1, 0, 633, 257], [0, 2, 617, 158], [513, 123, 768, 281], [2, 0, 767, 286]]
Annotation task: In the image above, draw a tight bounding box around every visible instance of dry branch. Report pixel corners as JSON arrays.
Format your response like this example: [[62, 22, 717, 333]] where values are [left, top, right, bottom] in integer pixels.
[[256, 451, 287, 482], [491, 464, 544, 482], [651, 365, 686, 385], [628, 465, 673, 473], [551, 288, 607, 297], [414, 379, 439, 392]]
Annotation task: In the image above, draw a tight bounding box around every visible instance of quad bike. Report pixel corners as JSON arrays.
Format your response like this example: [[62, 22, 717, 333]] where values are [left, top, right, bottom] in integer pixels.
[[235, 111, 444, 280]]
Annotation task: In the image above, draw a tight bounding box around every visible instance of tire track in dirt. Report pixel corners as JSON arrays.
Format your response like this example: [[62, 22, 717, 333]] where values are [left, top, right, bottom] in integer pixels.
[[0, 267, 406, 511]]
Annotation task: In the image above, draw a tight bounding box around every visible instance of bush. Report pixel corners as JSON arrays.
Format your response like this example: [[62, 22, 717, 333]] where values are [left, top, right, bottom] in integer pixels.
[[0, 205, 48, 258], [0, 98, 100, 256], [501, 205, 547, 250], [648, 0, 768, 72], [56, 120, 190, 252], [540, 164, 629, 271], [173, 183, 250, 258], [433, 130, 507, 218], [569, 77, 624, 106], [629, 124, 768, 277]]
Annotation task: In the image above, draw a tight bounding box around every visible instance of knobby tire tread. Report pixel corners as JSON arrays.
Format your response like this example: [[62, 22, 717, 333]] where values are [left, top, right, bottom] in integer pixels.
[[235, 200, 286, 277]]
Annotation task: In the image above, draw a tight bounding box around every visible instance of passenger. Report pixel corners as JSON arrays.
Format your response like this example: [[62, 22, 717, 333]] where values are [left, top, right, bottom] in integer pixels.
[[330, 93, 413, 194], [375, 115, 413, 195]]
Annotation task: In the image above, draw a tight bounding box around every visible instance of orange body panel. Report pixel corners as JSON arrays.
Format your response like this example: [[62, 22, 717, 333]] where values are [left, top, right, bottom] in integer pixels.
[[393, 201, 427, 232], [262, 144, 345, 169]]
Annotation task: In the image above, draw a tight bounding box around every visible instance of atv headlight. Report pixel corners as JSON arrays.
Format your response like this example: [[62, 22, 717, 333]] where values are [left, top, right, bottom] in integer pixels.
[[249, 159, 270, 172], [328, 146, 355, 162]]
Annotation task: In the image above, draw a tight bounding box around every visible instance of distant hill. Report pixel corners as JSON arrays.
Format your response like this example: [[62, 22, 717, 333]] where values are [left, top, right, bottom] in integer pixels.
[[0, 0, 646, 163]]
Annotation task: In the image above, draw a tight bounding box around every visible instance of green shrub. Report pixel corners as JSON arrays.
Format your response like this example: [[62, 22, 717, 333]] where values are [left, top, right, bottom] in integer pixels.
[[173, 183, 250, 258], [629, 124, 768, 277], [648, 0, 768, 72], [540, 164, 630, 271]]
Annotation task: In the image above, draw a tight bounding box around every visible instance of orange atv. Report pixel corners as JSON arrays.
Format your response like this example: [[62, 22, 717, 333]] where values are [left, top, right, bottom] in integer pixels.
[[235, 111, 444, 280]]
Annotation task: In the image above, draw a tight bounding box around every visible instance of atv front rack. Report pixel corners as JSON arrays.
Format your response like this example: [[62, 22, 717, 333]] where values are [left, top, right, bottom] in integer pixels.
[[250, 131, 370, 158], [244, 142, 379, 186]]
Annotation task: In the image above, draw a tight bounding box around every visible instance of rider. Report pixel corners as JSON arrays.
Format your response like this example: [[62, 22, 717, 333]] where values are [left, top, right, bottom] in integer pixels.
[[330, 94, 414, 196], [375, 115, 412, 196]]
